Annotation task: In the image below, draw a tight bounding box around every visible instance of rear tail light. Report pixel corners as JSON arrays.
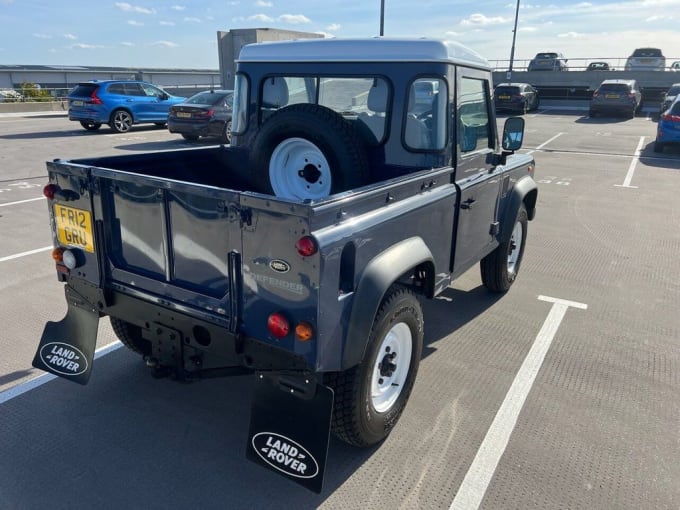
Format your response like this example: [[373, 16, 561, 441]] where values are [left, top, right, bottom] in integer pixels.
[[88, 89, 102, 105], [295, 322, 314, 342], [267, 312, 290, 338], [43, 183, 60, 199], [197, 109, 215, 118], [295, 236, 318, 257], [51, 247, 80, 269], [662, 113, 680, 122]]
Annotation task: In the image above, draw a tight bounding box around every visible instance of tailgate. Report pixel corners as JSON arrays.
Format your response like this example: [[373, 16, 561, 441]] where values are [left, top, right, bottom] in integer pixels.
[[92, 167, 243, 321]]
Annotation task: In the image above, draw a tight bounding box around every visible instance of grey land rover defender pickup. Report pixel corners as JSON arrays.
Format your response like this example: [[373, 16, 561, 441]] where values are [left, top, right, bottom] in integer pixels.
[[33, 38, 537, 491]]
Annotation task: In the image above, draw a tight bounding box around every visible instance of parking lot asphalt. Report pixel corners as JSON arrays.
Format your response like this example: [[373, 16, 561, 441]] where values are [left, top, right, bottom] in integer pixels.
[[0, 112, 678, 509]]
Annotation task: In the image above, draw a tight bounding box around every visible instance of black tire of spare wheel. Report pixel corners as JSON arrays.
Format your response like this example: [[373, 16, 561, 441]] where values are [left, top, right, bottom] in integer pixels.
[[325, 286, 423, 447], [481, 204, 528, 293], [110, 317, 152, 356], [248, 104, 369, 197]]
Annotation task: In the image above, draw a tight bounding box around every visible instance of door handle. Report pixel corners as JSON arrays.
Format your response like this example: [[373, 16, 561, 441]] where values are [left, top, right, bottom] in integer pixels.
[[461, 198, 476, 210]]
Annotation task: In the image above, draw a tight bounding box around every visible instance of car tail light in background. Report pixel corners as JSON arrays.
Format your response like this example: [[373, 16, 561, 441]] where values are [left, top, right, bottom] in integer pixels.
[[295, 322, 314, 342], [88, 89, 102, 105], [295, 236, 318, 257], [197, 109, 215, 118], [661, 113, 680, 122]]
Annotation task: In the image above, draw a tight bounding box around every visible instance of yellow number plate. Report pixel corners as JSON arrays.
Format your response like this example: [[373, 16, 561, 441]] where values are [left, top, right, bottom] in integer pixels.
[[54, 205, 94, 253]]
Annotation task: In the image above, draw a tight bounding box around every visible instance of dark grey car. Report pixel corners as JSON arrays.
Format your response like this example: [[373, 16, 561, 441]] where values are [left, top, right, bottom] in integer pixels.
[[589, 79, 641, 118], [527, 52, 568, 71], [168, 89, 234, 143]]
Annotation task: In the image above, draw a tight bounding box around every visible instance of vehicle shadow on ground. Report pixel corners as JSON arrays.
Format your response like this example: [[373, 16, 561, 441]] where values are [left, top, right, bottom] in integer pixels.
[[639, 142, 680, 168], [573, 114, 632, 124], [114, 138, 225, 151], [421, 285, 504, 358], [0, 349, 377, 509], [0, 125, 169, 140]]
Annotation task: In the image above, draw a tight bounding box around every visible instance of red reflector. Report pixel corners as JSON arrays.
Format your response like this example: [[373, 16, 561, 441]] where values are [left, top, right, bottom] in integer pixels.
[[89, 90, 103, 105], [662, 113, 680, 122], [267, 312, 290, 338], [295, 236, 318, 257], [43, 183, 59, 199]]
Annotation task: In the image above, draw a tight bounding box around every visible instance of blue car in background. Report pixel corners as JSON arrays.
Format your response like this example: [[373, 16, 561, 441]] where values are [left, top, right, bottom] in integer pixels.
[[68, 80, 185, 133], [655, 97, 680, 152]]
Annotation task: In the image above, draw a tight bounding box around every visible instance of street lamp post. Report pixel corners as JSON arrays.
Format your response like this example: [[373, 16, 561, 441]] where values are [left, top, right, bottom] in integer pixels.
[[508, 0, 520, 77], [380, 0, 385, 36]]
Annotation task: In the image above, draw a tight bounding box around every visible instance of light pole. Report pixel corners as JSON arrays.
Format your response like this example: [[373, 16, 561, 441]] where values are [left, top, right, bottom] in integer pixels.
[[508, 0, 520, 77], [380, 0, 385, 36]]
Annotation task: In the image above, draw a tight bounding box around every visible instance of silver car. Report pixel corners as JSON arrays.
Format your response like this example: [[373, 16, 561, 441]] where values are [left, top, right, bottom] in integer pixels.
[[527, 52, 568, 71], [625, 48, 665, 71]]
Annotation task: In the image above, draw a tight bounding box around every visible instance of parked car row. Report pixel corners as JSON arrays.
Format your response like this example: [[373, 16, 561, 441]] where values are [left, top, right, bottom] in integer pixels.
[[67, 79, 234, 143], [527, 48, 677, 72]]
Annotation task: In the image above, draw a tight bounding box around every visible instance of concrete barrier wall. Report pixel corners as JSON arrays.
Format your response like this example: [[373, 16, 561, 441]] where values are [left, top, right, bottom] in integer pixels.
[[0, 101, 66, 114]]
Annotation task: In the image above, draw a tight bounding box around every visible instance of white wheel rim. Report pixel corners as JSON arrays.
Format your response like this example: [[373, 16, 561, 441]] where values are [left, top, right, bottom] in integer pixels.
[[371, 322, 412, 413], [269, 137, 332, 200], [507, 219, 523, 275]]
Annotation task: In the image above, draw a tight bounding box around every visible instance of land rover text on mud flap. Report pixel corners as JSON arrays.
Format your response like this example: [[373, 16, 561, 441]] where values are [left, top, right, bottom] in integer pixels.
[[33, 38, 537, 492]]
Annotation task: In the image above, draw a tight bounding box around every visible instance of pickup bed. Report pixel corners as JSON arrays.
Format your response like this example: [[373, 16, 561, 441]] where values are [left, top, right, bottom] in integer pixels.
[[33, 38, 537, 492]]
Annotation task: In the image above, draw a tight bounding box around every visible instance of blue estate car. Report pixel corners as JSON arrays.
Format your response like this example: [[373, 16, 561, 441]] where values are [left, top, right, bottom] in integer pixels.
[[68, 80, 185, 133]]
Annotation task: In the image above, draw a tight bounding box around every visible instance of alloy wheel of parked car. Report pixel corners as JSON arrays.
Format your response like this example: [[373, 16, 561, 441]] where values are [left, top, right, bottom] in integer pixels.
[[111, 109, 133, 133], [222, 120, 232, 144]]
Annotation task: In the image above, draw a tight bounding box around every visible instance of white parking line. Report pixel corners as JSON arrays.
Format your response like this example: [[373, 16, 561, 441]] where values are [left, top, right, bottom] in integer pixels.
[[527, 132, 565, 154], [615, 135, 645, 188], [0, 197, 45, 207], [0, 246, 52, 263], [450, 295, 588, 510], [0, 341, 122, 405]]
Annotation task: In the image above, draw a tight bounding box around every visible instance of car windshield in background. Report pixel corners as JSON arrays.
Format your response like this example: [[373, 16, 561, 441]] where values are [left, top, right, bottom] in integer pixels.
[[184, 91, 232, 106], [536, 53, 558, 59]]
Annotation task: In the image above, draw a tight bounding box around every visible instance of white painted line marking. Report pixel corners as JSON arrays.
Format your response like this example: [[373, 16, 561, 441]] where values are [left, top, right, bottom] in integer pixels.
[[0, 341, 122, 405], [0, 196, 46, 207], [527, 132, 565, 154], [450, 295, 587, 510], [615, 135, 644, 189], [0, 246, 52, 263]]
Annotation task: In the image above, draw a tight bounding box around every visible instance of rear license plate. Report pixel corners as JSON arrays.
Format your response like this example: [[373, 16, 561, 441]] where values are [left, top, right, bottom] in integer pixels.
[[177, 112, 192, 118], [605, 94, 620, 99], [54, 205, 94, 253], [498, 95, 511, 100], [71, 100, 84, 106]]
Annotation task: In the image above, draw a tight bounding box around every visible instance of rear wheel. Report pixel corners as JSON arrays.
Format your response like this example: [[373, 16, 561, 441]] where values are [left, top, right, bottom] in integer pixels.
[[326, 286, 423, 446], [79, 121, 101, 131], [110, 317, 151, 356], [221, 120, 232, 144], [481, 204, 528, 293], [110, 109, 133, 133]]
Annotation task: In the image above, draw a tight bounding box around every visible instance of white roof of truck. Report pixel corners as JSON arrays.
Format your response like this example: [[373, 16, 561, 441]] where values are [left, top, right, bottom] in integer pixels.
[[237, 37, 490, 69]]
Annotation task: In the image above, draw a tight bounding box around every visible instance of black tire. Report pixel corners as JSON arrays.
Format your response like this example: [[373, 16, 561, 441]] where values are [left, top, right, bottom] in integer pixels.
[[221, 120, 232, 144], [533, 97, 540, 111], [110, 317, 152, 356], [110, 109, 133, 133], [154, 122, 167, 128], [654, 141, 664, 153], [248, 104, 369, 200], [521, 100, 528, 115], [326, 286, 424, 447], [481, 204, 528, 293], [589, 109, 597, 118], [80, 121, 102, 131], [182, 134, 199, 141]]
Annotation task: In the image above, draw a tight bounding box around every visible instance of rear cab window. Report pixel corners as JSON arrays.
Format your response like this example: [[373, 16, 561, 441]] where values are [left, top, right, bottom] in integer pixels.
[[458, 77, 492, 154]]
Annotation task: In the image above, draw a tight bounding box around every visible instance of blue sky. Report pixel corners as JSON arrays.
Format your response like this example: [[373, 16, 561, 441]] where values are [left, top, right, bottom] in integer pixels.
[[0, 0, 678, 69]]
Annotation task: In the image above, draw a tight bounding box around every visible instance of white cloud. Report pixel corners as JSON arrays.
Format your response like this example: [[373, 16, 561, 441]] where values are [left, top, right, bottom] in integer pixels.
[[127, 20, 144, 26], [33, 33, 52, 39], [160, 21, 175, 26], [115, 2, 155, 14], [151, 41, 179, 47], [445, 31, 461, 37], [171, 5, 185, 10], [121, 42, 135, 46], [326, 23, 341, 31], [557, 31, 586, 38], [461, 13, 510, 26], [255, 0, 272, 6], [518, 26, 538, 32], [278, 14, 311, 24], [63, 33, 77, 40], [72, 43, 102, 49], [247, 14, 274, 22], [184, 17, 201, 22]]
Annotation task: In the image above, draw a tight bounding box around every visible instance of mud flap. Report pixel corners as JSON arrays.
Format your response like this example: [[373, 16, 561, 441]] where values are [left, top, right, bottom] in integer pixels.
[[32, 300, 100, 385], [246, 373, 334, 493]]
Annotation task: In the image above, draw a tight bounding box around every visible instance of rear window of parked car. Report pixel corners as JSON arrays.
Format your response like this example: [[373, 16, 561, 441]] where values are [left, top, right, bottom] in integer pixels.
[[536, 53, 558, 59], [632, 48, 663, 57], [598, 84, 631, 93], [495, 86, 520, 95], [70, 84, 98, 96]]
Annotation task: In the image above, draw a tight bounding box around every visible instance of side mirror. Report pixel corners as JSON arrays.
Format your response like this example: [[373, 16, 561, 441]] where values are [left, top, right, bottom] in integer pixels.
[[502, 117, 525, 151]]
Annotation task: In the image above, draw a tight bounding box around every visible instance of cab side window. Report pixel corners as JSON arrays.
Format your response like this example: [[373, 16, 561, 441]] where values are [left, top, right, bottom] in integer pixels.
[[405, 78, 447, 151], [458, 77, 492, 153]]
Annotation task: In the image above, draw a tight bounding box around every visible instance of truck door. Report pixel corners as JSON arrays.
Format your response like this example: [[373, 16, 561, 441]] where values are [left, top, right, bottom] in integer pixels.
[[452, 70, 501, 275]]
